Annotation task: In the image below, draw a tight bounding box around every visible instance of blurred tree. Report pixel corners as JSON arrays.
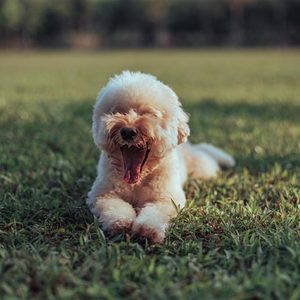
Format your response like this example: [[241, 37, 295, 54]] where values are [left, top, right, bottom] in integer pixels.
[[286, 0, 300, 44], [93, 0, 146, 45], [0, 0, 299, 47], [142, 0, 169, 46], [35, 1, 71, 45], [2, 0, 23, 31], [2, 0, 27, 46], [1, 0, 70, 46]]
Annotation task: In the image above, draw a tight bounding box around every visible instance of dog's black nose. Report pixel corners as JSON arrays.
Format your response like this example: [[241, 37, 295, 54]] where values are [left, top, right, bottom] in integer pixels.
[[120, 127, 137, 141]]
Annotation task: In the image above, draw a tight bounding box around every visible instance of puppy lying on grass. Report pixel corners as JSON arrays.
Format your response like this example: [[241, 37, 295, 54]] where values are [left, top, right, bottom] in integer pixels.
[[87, 71, 235, 243]]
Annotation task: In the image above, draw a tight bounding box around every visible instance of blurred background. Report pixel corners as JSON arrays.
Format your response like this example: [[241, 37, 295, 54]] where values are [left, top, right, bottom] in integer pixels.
[[0, 0, 299, 49]]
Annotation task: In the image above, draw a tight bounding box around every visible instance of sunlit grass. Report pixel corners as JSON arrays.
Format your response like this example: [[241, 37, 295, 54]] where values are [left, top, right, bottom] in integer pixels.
[[0, 50, 299, 299]]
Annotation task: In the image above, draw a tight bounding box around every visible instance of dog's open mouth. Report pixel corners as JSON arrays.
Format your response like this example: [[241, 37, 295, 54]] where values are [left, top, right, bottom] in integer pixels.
[[121, 144, 150, 184]]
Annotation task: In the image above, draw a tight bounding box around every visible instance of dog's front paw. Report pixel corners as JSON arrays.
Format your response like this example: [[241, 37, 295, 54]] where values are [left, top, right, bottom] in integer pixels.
[[132, 221, 166, 244], [104, 218, 133, 235], [91, 198, 136, 236]]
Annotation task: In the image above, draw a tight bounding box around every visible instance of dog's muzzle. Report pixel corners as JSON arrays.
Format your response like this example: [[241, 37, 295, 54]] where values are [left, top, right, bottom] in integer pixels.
[[120, 127, 137, 141]]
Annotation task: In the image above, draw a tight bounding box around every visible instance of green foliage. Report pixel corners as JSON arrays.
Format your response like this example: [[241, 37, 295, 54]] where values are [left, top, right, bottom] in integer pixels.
[[0, 50, 299, 299], [0, 0, 300, 46], [1, 0, 71, 39], [2, 0, 23, 30]]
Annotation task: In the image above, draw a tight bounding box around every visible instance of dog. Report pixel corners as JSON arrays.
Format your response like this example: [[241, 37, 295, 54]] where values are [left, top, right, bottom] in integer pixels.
[[87, 71, 235, 244]]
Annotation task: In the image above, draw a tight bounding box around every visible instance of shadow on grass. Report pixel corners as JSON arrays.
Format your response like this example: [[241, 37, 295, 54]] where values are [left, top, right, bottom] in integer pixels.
[[183, 99, 300, 122], [181, 99, 299, 174], [235, 153, 299, 175], [61, 97, 300, 122]]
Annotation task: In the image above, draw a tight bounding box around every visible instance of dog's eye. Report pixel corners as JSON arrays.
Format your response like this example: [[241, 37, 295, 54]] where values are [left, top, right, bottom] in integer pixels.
[[109, 107, 118, 114], [147, 111, 162, 119], [109, 106, 129, 115], [139, 107, 163, 118]]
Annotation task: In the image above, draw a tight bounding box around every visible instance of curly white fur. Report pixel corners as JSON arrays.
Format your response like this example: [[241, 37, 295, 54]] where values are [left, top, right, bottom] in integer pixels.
[[87, 71, 235, 243]]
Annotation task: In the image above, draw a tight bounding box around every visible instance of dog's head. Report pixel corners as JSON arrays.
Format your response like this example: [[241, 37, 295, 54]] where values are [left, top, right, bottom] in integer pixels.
[[92, 71, 190, 184]]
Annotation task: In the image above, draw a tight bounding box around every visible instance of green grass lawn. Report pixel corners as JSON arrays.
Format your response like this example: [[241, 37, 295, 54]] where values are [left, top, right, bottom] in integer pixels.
[[0, 50, 299, 299]]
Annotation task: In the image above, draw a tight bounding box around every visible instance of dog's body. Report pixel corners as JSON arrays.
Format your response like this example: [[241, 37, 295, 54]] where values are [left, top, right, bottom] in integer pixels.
[[87, 71, 234, 243]]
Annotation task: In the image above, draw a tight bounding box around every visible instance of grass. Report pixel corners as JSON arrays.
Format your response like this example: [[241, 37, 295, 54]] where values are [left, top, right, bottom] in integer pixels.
[[0, 49, 299, 299]]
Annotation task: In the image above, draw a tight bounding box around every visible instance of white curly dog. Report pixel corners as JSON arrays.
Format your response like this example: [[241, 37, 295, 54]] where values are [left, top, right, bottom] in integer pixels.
[[87, 71, 235, 243]]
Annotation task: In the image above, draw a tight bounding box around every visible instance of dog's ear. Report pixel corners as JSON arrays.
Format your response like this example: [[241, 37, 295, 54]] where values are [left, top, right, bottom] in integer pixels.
[[177, 106, 190, 144], [92, 99, 105, 148], [92, 109, 101, 147]]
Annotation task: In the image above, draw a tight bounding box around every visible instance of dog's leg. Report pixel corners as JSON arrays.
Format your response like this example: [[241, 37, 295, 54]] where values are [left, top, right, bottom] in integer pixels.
[[183, 142, 235, 179], [195, 143, 235, 168], [132, 201, 178, 244], [91, 197, 136, 235]]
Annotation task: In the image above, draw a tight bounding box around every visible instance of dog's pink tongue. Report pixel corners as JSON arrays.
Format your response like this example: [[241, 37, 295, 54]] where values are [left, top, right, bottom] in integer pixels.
[[122, 146, 146, 184]]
